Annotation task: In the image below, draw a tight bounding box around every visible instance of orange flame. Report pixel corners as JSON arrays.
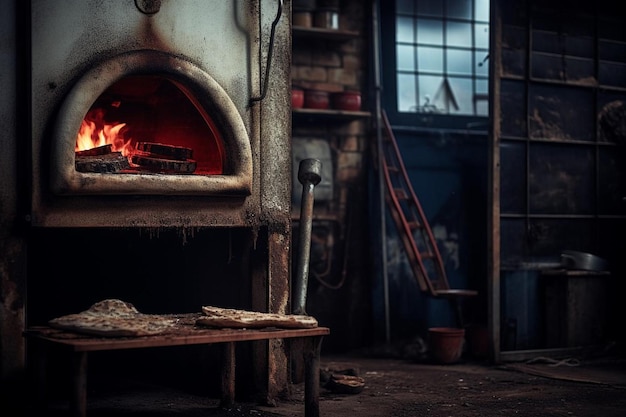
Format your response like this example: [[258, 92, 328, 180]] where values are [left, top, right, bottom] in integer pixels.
[[75, 109, 134, 156]]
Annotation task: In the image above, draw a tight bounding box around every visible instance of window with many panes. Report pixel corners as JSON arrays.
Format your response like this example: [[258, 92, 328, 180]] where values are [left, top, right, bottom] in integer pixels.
[[393, 0, 490, 117]]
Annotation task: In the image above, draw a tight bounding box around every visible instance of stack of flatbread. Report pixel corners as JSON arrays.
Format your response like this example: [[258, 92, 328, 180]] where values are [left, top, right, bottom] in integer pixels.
[[48, 299, 318, 337], [48, 299, 179, 337]]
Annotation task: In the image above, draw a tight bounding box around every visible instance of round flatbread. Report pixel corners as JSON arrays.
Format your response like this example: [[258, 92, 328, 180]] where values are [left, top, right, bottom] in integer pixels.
[[48, 299, 178, 337], [196, 306, 318, 329]]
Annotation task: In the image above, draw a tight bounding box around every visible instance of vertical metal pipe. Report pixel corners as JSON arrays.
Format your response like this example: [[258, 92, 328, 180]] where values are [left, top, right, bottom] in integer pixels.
[[293, 158, 322, 315], [372, 1, 391, 343]]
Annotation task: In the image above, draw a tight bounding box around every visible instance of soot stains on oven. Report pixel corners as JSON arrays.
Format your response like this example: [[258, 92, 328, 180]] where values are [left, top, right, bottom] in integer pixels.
[[30, 1, 267, 227]]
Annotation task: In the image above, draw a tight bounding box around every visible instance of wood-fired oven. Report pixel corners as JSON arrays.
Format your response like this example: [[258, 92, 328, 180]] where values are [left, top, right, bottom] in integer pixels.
[[31, 0, 290, 227], [2, 0, 297, 405]]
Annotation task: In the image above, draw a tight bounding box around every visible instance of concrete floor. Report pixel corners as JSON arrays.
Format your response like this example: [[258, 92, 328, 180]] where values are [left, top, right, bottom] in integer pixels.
[[16, 348, 626, 417]]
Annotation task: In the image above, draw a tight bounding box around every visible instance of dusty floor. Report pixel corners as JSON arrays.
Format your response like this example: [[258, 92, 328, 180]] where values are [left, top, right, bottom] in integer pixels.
[[16, 345, 626, 417]]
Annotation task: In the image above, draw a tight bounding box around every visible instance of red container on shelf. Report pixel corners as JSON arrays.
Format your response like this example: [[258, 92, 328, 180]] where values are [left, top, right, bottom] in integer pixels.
[[331, 91, 361, 111], [292, 88, 304, 108], [304, 89, 330, 109]]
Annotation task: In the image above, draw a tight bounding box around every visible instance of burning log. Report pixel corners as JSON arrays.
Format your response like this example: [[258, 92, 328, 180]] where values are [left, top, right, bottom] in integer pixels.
[[131, 142, 197, 174], [130, 154, 197, 173], [75, 152, 130, 173], [75, 144, 130, 173], [75, 144, 113, 157], [135, 142, 193, 161]]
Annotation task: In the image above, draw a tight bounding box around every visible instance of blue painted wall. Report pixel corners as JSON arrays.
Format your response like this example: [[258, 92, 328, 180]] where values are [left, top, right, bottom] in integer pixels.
[[370, 129, 489, 341]]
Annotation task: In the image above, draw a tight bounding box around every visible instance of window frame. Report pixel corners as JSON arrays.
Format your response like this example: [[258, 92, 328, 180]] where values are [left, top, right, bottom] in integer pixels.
[[379, 1, 490, 131]]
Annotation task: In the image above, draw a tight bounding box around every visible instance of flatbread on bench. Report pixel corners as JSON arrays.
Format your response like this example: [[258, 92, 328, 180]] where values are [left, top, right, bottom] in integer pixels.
[[48, 299, 178, 337], [196, 306, 318, 329]]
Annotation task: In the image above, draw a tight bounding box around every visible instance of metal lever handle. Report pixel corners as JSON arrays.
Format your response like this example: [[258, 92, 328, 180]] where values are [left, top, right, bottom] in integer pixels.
[[293, 158, 322, 315]]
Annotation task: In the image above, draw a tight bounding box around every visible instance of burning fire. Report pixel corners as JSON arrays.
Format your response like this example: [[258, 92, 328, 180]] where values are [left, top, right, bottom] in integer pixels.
[[75, 108, 134, 156]]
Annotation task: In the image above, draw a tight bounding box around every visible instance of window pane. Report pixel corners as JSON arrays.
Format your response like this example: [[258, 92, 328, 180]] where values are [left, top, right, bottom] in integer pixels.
[[475, 51, 489, 76], [529, 84, 594, 141], [447, 49, 473, 75], [529, 144, 595, 214], [397, 0, 415, 14], [397, 16, 415, 43], [397, 73, 417, 111], [397, 44, 416, 71], [475, 98, 489, 115], [476, 78, 489, 95], [418, 75, 444, 111], [417, 0, 443, 17], [447, 77, 473, 114], [500, 80, 527, 136], [599, 146, 626, 214], [418, 46, 444, 73], [447, 22, 473, 47], [500, 142, 526, 213], [417, 18, 443, 45], [447, 0, 472, 20], [475, 23, 490, 48], [600, 61, 626, 88], [475, 0, 490, 21], [475, 79, 489, 116]]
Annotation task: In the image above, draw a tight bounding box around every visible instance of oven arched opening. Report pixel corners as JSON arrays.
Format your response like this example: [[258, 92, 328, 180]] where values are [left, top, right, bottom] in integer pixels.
[[51, 49, 253, 196]]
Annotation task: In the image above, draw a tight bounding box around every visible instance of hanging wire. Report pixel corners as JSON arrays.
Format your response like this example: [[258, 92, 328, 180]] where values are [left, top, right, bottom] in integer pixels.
[[249, 0, 283, 106]]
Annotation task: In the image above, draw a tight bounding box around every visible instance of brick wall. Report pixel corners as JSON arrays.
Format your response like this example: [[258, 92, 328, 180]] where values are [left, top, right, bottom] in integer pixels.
[[291, 0, 374, 352], [292, 0, 370, 207]]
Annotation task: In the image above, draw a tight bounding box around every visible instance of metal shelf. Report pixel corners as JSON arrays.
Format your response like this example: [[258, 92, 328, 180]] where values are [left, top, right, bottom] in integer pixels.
[[292, 107, 371, 122], [292, 26, 360, 41]]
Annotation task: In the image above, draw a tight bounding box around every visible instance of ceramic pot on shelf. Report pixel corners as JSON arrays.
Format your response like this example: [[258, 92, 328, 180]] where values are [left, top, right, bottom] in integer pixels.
[[304, 89, 330, 109], [331, 91, 361, 111]]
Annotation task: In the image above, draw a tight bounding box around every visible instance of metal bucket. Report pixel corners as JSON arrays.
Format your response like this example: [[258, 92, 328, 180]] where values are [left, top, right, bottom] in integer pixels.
[[560, 250, 608, 271]]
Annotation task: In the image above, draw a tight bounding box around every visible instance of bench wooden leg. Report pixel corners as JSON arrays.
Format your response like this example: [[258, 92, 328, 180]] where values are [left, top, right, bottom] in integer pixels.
[[31, 342, 48, 409], [220, 342, 236, 408], [71, 351, 88, 417], [303, 336, 323, 417]]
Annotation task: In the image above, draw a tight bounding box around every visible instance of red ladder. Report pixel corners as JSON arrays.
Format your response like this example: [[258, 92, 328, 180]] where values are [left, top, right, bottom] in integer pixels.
[[378, 111, 477, 325]]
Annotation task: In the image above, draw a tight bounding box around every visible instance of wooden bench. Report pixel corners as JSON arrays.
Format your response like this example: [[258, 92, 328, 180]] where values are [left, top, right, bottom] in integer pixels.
[[24, 324, 330, 417]]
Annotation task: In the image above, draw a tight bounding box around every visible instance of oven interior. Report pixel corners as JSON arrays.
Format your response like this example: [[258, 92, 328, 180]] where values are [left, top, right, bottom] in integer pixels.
[[75, 75, 226, 176]]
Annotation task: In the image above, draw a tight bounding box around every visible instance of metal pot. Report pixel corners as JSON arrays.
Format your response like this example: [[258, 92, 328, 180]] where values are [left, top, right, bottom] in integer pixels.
[[560, 250, 608, 271]]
